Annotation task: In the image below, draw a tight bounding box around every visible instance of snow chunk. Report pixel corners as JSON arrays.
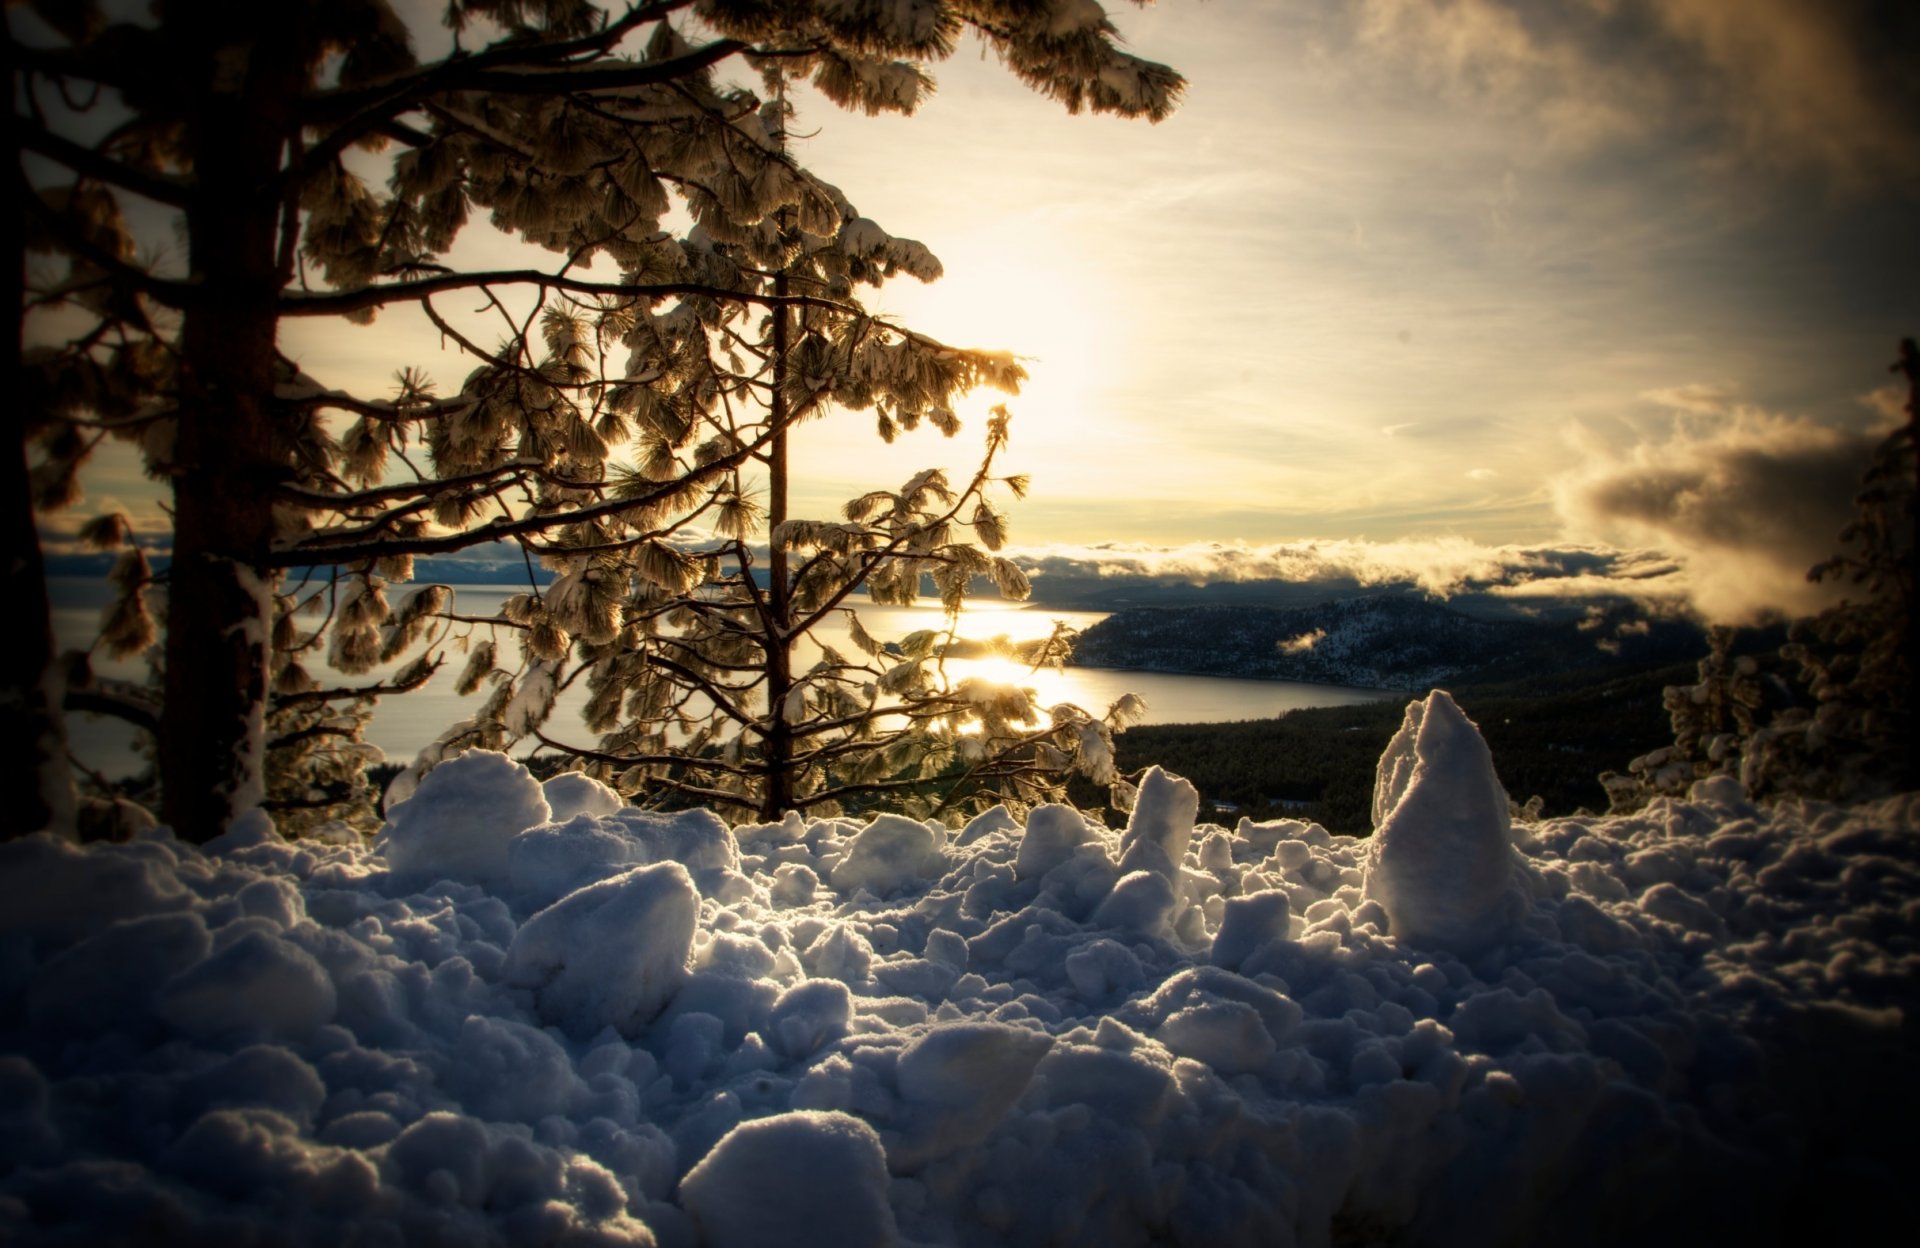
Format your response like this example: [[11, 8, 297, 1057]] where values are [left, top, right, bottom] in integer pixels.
[[504, 862, 697, 1039], [0, 834, 191, 944], [28, 912, 210, 1037], [1157, 999, 1275, 1075], [1090, 869, 1177, 935], [610, 808, 739, 874], [1138, 966, 1303, 1051], [507, 807, 737, 906], [542, 772, 625, 822], [955, 803, 1021, 847], [1211, 890, 1292, 971], [1064, 938, 1145, 1001], [1015, 803, 1094, 881], [380, 750, 550, 890], [890, 1022, 1053, 1169], [1119, 766, 1199, 878], [828, 814, 941, 897], [680, 1111, 897, 1248], [1363, 691, 1517, 955], [507, 816, 647, 908], [766, 979, 853, 1059], [155, 930, 337, 1041]]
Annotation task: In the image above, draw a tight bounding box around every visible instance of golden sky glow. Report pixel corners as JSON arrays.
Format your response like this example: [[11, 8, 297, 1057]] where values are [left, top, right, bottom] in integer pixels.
[[764, 0, 1919, 620], [32, 1, 1920, 622]]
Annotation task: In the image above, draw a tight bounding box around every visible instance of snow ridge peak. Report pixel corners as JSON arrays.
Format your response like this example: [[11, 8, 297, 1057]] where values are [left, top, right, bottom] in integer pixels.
[[1364, 689, 1518, 955]]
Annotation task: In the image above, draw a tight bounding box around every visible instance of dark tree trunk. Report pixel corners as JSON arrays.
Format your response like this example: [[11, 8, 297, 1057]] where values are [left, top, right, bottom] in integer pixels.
[[1900, 338, 1919, 791], [2, 83, 75, 839], [0, 449, 72, 841], [157, 11, 303, 840], [760, 273, 794, 821]]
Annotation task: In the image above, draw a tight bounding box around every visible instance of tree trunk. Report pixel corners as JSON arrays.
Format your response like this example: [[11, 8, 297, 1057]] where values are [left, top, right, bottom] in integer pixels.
[[760, 273, 794, 820], [0, 448, 73, 841], [158, 13, 301, 840], [1901, 338, 1919, 791], [2, 90, 75, 839]]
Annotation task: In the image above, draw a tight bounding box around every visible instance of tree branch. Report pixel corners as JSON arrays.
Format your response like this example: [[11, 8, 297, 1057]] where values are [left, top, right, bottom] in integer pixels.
[[266, 722, 361, 750], [297, 1, 697, 121], [273, 410, 778, 564], [278, 273, 851, 318], [18, 126, 192, 206], [270, 657, 442, 708], [64, 686, 161, 736], [276, 463, 536, 510], [21, 189, 194, 309], [530, 729, 759, 778]]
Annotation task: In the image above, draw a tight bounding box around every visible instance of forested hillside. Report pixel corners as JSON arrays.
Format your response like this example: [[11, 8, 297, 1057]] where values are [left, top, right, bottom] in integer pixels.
[[1090, 660, 1702, 832], [1069, 596, 1710, 689]]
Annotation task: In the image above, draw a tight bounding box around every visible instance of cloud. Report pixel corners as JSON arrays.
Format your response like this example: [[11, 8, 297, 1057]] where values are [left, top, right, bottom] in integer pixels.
[[1351, 0, 1657, 155], [1278, 628, 1327, 655], [1656, 0, 1920, 189], [1553, 402, 1883, 621], [1346, 0, 1920, 189], [1009, 536, 1675, 602], [1638, 383, 1737, 417]]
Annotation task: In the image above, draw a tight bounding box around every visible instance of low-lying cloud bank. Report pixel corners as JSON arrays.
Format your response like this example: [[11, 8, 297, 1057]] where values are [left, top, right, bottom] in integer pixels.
[[1014, 383, 1890, 625], [1011, 538, 1699, 615]]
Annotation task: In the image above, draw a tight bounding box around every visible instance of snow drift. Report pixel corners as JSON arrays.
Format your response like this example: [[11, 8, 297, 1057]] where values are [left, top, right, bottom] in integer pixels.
[[2, 694, 1917, 1246]]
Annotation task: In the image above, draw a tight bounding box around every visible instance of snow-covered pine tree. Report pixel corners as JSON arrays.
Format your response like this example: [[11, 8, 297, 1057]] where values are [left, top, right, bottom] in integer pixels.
[[1599, 625, 1763, 812], [1602, 340, 1919, 811], [14, 1, 1182, 840], [389, 70, 1144, 821]]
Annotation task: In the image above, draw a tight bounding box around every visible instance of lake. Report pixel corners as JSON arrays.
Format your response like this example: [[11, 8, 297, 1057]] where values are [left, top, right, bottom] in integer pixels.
[[49, 579, 1394, 778]]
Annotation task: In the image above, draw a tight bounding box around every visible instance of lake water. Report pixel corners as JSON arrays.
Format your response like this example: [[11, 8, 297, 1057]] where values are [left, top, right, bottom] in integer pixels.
[[49, 579, 1393, 777]]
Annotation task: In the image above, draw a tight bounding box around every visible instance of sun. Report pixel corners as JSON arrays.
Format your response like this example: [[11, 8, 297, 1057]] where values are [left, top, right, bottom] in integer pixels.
[[788, 216, 1129, 503]]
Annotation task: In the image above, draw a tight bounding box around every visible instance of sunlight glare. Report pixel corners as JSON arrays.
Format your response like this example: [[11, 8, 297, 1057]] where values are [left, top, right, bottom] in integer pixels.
[[789, 217, 1131, 507]]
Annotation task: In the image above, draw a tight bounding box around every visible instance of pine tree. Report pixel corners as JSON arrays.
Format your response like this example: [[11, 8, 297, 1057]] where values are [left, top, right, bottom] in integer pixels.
[[14, 1, 1182, 839], [388, 74, 1144, 822], [1599, 625, 1762, 812], [1602, 339, 1919, 811]]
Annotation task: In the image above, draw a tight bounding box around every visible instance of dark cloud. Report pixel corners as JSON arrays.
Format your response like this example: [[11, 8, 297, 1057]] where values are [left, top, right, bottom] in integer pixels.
[[1344, 0, 1920, 189], [1555, 406, 1880, 621]]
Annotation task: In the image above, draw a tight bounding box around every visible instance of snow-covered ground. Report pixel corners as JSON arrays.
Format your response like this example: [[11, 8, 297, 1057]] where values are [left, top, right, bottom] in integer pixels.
[[3, 691, 1916, 1246]]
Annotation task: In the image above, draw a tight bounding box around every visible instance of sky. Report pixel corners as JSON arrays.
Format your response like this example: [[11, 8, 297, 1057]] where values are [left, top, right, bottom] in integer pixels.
[[44, 0, 1920, 622], [769, 0, 1920, 619]]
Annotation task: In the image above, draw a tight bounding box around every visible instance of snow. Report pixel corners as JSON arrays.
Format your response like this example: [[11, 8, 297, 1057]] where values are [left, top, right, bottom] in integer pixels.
[[1364, 690, 1520, 956], [542, 763, 625, 822], [379, 748, 551, 890], [4, 708, 1919, 1245], [504, 863, 699, 1040], [680, 1111, 896, 1248]]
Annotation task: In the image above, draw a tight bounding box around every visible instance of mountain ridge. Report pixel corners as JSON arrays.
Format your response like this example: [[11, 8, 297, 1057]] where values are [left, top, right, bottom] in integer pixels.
[[1068, 595, 1711, 690]]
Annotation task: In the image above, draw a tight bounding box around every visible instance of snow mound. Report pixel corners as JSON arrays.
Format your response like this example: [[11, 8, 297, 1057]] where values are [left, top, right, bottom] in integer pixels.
[[1364, 689, 1519, 955], [4, 747, 1919, 1246], [380, 749, 550, 890], [828, 813, 943, 897], [542, 771, 626, 822], [504, 861, 698, 1040], [680, 1110, 896, 1248], [1118, 765, 1198, 878]]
